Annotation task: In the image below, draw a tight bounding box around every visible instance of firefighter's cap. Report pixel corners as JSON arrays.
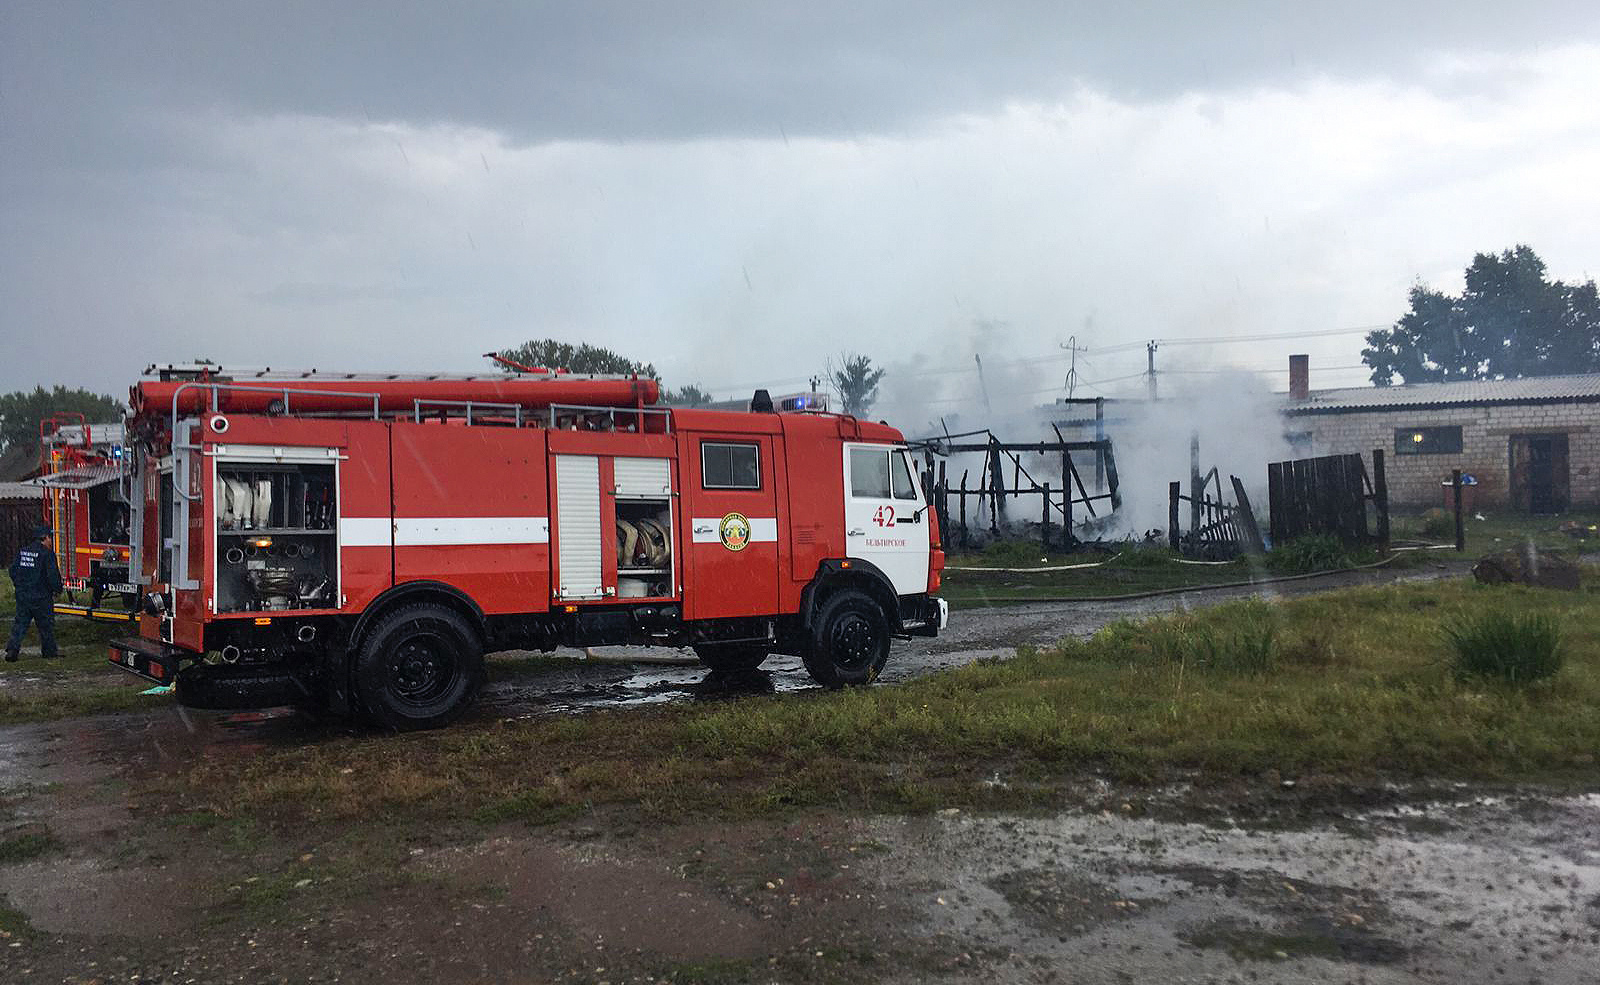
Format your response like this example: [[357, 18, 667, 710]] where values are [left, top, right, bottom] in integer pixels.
[[32, 524, 53, 541]]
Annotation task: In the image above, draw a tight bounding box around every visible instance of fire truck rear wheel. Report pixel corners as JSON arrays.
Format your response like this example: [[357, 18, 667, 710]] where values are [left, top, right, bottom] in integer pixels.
[[804, 590, 891, 689], [355, 603, 485, 731], [692, 644, 768, 674]]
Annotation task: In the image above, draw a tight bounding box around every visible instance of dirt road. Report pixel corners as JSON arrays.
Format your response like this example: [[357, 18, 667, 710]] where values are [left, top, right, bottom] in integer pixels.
[[5, 560, 1596, 984]]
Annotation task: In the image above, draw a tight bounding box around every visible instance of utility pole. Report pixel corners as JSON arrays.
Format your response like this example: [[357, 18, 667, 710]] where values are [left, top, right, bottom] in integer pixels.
[[1146, 340, 1159, 401], [974, 353, 993, 415], [1060, 335, 1088, 398]]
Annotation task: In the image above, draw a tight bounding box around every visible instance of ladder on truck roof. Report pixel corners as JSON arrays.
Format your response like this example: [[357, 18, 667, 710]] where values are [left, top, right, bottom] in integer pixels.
[[141, 379, 671, 435], [144, 363, 644, 383]]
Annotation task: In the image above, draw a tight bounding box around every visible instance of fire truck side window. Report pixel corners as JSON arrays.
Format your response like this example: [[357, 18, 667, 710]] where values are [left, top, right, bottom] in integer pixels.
[[891, 452, 920, 501], [850, 448, 892, 498], [702, 442, 761, 489]]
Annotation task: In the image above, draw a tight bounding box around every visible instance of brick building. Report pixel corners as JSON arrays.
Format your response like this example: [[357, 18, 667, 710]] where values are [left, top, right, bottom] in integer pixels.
[[1283, 358, 1600, 512]]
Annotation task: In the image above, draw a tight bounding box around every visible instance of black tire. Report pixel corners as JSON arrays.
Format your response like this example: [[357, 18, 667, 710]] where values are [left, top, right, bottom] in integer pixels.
[[802, 590, 891, 689], [692, 643, 768, 674], [354, 603, 484, 731]]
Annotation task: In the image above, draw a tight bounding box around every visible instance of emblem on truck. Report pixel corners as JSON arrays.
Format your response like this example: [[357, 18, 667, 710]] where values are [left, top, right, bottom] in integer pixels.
[[719, 512, 751, 552]]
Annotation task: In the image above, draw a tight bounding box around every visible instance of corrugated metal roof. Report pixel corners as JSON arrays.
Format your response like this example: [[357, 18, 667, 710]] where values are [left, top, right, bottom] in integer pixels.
[[30, 464, 124, 489], [1286, 372, 1600, 412], [0, 482, 44, 501]]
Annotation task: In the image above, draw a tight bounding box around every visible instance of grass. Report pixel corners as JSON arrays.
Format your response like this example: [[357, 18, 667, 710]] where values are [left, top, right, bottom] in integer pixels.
[[1263, 534, 1379, 574], [1446, 611, 1563, 683], [943, 546, 1264, 604], [0, 828, 62, 864], [941, 538, 1415, 606], [156, 573, 1600, 835], [0, 899, 35, 938], [1392, 509, 1600, 552], [0, 578, 166, 723]]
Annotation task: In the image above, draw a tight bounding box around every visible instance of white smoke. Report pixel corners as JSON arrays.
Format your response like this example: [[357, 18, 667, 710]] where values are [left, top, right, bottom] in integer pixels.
[[874, 334, 1292, 542], [1107, 372, 1293, 535]]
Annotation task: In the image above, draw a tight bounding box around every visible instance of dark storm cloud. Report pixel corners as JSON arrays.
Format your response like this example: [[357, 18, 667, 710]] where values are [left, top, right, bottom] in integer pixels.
[[6, 0, 1598, 158], [3, 2, 1599, 400]]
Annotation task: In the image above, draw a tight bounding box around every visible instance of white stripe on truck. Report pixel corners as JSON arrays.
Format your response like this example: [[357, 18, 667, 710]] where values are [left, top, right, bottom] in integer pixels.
[[340, 517, 551, 547], [690, 517, 778, 544]]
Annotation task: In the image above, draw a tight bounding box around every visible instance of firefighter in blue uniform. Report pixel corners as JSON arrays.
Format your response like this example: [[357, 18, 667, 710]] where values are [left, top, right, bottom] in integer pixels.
[[7, 525, 62, 662]]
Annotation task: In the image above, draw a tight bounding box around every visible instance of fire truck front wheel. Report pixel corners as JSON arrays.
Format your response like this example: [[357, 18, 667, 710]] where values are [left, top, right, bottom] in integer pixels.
[[355, 603, 485, 731], [803, 590, 891, 689]]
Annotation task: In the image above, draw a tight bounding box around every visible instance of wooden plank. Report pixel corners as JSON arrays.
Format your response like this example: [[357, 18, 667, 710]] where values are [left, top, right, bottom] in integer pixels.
[[1267, 461, 1284, 546], [1230, 475, 1266, 554], [1372, 449, 1390, 548], [1169, 481, 1181, 551]]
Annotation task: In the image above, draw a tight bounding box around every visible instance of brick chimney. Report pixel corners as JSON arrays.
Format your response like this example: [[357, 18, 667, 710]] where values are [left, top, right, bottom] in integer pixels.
[[1288, 354, 1309, 401]]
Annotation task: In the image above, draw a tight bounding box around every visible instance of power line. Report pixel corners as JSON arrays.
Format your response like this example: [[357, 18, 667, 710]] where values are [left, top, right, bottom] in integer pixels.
[[1086, 324, 1382, 356], [699, 324, 1383, 396]]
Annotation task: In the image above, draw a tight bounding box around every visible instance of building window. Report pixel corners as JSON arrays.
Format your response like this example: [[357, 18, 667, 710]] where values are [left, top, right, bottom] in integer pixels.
[[701, 442, 760, 489], [1395, 426, 1463, 455]]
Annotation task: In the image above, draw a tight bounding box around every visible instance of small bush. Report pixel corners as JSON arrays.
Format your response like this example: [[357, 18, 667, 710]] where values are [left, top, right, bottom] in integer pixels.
[[1420, 508, 1455, 539], [1445, 612, 1563, 684], [1100, 601, 1278, 675], [1266, 534, 1356, 574]]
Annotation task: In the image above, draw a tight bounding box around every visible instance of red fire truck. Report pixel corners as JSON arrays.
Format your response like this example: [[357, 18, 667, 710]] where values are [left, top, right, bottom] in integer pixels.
[[109, 366, 947, 729], [36, 417, 139, 621]]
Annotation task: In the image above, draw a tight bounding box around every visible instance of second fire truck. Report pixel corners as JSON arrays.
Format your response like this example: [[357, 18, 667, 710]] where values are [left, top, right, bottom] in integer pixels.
[[110, 366, 947, 729]]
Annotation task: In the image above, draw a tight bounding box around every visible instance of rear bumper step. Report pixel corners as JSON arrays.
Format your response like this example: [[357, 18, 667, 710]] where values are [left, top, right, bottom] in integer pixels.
[[58, 603, 138, 624], [108, 637, 191, 684]]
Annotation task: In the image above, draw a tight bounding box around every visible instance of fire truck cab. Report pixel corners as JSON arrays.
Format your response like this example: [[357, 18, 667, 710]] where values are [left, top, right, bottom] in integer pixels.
[[110, 367, 946, 729]]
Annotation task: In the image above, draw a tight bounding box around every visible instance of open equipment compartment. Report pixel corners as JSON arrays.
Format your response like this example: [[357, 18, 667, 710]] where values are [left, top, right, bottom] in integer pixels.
[[214, 460, 338, 613], [611, 456, 676, 599]]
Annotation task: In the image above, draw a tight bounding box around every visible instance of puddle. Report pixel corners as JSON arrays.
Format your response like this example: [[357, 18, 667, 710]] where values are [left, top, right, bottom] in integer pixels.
[[868, 789, 1600, 982]]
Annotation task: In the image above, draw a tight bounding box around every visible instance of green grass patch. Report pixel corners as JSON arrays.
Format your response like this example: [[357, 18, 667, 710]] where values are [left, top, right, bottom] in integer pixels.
[[0, 898, 36, 937], [0, 577, 161, 723], [1264, 534, 1379, 574], [0, 684, 160, 725], [1392, 509, 1600, 553], [943, 547, 1264, 604], [657, 958, 761, 984], [1446, 611, 1564, 684], [156, 574, 1600, 835], [0, 828, 62, 864]]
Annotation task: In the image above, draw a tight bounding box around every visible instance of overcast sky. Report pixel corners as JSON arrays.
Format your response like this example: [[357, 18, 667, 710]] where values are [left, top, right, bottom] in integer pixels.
[[4, 2, 1599, 424]]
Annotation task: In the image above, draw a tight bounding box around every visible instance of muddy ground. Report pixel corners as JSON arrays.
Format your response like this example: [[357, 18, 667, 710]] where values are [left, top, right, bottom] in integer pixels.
[[3, 560, 1598, 984]]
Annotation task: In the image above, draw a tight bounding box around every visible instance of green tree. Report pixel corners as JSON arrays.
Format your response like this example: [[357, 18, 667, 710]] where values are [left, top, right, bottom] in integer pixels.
[[1363, 246, 1600, 385], [489, 339, 716, 407], [489, 339, 657, 378], [662, 384, 713, 407], [0, 386, 125, 455], [830, 353, 886, 416]]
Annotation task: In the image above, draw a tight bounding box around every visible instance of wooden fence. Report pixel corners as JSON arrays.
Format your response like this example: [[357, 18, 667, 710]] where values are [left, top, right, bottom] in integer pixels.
[[1266, 450, 1389, 547], [1168, 473, 1265, 558]]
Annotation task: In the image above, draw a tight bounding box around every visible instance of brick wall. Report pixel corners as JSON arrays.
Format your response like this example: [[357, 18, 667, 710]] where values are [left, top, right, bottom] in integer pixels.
[[1286, 402, 1599, 509]]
